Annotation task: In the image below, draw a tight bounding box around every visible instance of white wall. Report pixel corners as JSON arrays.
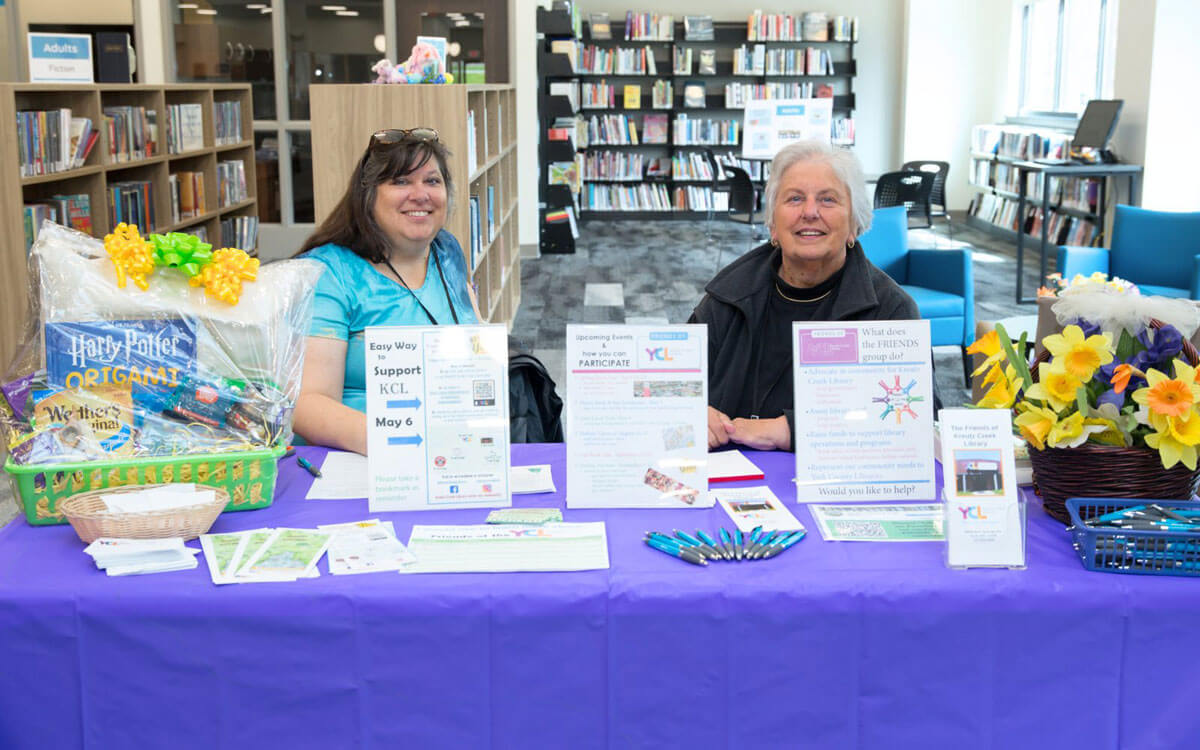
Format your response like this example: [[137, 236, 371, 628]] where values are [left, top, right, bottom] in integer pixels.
[[1140, 0, 1200, 210], [1110, 0, 1155, 173], [22, 0, 132, 25], [517, 2, 545, 250], [517, 0, 908, 248], [900, 0, 1011, 210]]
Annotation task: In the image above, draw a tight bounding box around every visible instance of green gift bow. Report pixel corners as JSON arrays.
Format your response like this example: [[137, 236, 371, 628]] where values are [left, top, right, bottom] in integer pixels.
[[149, 232, 213, 278]]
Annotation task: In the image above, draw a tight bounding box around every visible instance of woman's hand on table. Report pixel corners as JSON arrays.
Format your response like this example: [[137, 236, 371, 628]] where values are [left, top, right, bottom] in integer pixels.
[[707, 406, 733, 449], [726, 416, 791, 451]]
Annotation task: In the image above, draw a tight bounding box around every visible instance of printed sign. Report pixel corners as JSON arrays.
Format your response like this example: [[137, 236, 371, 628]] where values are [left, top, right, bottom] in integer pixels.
[[28, 33, 94, 83]]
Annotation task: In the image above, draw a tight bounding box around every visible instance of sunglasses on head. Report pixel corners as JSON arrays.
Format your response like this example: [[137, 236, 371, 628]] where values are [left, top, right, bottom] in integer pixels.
[[368, 127, 439, 150]]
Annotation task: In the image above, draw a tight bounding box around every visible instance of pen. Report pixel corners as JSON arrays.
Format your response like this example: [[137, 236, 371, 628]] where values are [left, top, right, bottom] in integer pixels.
[[297, 456, 322, 478], [673, 529, 721, 560], [645, 537, 708, 566], [696, 530, 727, 560], [750, 530, 781, 559], [719, 527, 735, 559], [283, 447, 296, 459], [734, 528, 745, 560], [761, 529, 807, 558]]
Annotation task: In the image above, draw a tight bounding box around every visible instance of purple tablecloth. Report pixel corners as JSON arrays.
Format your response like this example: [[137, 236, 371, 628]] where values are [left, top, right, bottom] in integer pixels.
[[2, 444, 1198, 749]]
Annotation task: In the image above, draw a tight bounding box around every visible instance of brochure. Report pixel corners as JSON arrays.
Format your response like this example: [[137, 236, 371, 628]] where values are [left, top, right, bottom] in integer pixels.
[[792, 320, 936, 502], [939, 408, 1025, 568], [364, 325, 511, 512], [565, 324, 710, 508], [402, 522, 610, 573], [810, 504, 944, 542], [714, 486, 803, 533]]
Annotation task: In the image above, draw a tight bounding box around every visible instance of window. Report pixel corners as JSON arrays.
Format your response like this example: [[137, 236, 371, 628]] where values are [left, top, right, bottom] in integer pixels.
[[1017, 0, 1117, 116]]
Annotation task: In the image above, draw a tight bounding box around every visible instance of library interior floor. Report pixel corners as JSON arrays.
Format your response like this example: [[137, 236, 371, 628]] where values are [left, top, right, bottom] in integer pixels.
[[0, 216, 1045, 528]]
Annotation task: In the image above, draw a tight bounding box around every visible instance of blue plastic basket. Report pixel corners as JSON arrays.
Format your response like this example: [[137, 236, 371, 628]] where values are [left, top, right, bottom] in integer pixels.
[[1067, 497, 1200, 578]]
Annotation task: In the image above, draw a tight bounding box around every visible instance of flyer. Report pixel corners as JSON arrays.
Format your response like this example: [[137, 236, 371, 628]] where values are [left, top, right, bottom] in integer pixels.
[[742, 98, 833, 159], [565, 324, 710, 507], [364, 325, 510, 512], [792, 320, 935, 502], [810, 504, 944, 542], [939, 408, 1025, 568], [713, 486, 803, 533]]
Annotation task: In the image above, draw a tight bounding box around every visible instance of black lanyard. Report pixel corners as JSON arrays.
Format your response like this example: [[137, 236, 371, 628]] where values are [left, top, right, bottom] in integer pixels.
[[382, 248, 460, 325]]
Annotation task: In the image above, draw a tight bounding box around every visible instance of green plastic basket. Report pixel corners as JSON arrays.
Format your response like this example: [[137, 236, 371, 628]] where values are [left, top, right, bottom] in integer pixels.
[[3, 444, 287, 526]]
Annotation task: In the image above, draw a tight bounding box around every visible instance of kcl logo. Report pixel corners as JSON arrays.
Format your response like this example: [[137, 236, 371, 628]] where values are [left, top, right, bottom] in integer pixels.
[[645, 347, 674, 361], [958, 505, 989, 520]]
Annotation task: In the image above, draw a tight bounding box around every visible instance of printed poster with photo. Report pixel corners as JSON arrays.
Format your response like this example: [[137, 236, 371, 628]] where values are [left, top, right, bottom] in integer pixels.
[[792, 320, 936, 502], [565, 324, 710, 507], [742, 98, 833, 159]]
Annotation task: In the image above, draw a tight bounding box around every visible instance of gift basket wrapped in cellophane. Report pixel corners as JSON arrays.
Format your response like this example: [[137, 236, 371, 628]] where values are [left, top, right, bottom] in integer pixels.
[[1, 221, 323, 524]]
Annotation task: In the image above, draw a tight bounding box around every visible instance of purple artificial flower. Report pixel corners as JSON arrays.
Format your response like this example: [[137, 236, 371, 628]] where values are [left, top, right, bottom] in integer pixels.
[[1067, 319, 1103, 338], [1132, 324, 1184, 372]]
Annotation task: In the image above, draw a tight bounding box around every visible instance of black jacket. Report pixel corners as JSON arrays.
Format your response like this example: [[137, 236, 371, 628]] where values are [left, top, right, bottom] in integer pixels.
[[688, 241, 921, 437]]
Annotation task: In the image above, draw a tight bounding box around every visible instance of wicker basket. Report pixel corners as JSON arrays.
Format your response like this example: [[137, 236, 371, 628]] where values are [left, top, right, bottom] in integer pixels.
[[1026, 318, 1200, 523], [58, 483, 230, 543]]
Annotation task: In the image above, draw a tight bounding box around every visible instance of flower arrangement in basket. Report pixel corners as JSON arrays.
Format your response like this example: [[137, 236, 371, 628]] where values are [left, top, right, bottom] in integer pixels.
[[969, 289, 1200, 523]]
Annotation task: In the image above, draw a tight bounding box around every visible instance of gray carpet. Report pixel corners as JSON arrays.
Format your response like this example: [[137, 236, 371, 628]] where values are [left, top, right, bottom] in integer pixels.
[[511, 213, 1051, 413]]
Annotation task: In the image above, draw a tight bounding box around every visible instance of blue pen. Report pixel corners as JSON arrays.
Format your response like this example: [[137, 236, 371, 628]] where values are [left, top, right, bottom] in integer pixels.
[[719, 527, 735, 559], [762, 529, 807, 558], [645, 536, 707, 566], [297, 456, 322, 478], [734, 528, 745, 560], [746, 527, 763, 556], [672, 529, 720, 560], [696, 530, 726, 560], [749, 530, 781, 559]]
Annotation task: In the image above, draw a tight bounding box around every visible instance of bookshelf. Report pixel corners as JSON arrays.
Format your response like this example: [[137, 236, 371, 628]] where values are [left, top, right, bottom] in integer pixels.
[[537, 4, 582, 254], [536, 11, 856, 233], [0, 82, 257, 368], [309, 84, 520, 326]]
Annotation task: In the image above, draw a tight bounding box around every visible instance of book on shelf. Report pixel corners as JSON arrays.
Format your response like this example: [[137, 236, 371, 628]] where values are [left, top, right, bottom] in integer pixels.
[[214, 100, 243, 145], [171, 171, 205, 219], [103, 105, 155, 161], [548, 160, 581, 193], [589, 12, 611, 40], [549, 80, 580, 111], [487, 185, 496, 242], [220, 215, 259, 252], [217, 160, 248, 207], [698, 50, 716, 76], [645, 157, 669, 179], [16, 108, 74, 176], [683, 82, 706, 109], [166, 103, 205, 153], [816, 84, 834, 98], [181, 225, 208, 243], [468, 195, 481, 270], [22, 194, 92, 251], [550, 39, 579, 71], [651, 79, 673, 109], [108, 180, 156, 233], [95, 32, 132, 83], [673, 47, 693, 75], [466, 110, 478, 175], [643, 114, 668, 144], [684, 15, 715, 41], [624, 12, 674, 41], [623, 85, 641, 110]]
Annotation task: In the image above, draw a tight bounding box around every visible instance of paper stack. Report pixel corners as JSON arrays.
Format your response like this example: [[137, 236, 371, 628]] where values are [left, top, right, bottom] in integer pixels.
[[199, 528, 331, 584], [84, 537, 201, 576], [100, 483, 216, 512], [318, 519, 416, 575]]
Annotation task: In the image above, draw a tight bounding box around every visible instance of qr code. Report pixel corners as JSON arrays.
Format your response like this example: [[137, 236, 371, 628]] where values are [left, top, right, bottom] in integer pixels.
[[831, 521, 886, 538], [473, 379, 496, 406]]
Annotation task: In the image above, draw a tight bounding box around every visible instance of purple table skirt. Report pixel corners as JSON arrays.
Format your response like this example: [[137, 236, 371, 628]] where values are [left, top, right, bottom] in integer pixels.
[[2, 444, 1199, 749]]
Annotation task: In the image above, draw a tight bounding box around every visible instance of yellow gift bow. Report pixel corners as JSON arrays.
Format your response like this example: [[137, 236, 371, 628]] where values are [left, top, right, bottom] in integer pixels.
[[190, 247, 261, 305], [103, 223, 155, 290]]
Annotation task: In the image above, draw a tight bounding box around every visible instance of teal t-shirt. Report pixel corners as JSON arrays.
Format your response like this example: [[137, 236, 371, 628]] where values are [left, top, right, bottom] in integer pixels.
[[304, 231, 478, 412]]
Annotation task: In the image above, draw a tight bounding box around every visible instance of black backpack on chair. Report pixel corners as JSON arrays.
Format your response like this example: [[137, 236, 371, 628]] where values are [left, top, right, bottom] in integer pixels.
[[508, 346, 564, 443]]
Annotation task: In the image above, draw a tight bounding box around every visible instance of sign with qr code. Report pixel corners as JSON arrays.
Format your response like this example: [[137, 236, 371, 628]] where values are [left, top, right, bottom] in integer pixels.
[[473, 379, 495, 406], [809, 504, 944, 542], [365, 325, 511, 512]]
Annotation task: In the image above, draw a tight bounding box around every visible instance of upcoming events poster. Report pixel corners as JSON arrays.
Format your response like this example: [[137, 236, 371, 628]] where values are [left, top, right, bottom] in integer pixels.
[[364, 325, 510, 512], [565, 324, 710, 508], [792, 320, 935, 501]]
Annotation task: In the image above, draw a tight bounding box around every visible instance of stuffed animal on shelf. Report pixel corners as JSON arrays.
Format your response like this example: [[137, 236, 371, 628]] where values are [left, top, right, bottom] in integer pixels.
[[371, 41, 454, 85]]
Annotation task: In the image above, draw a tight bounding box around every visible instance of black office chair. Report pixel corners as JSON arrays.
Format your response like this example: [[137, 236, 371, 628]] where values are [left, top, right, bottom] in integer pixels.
[[703, 148, 731, 239], [901, 160, 952, 238], [873, 170, 935, 229], [724, 165, 765, 237]]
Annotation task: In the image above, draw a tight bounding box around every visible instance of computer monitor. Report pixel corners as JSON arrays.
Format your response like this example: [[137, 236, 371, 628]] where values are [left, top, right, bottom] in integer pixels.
[[1072, 99, 1123, 150]]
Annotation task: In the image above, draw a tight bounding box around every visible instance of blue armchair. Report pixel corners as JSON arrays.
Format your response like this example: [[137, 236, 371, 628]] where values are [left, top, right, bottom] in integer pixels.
[[1057, 205, 1200, 299], [858, 205, 976, 385]]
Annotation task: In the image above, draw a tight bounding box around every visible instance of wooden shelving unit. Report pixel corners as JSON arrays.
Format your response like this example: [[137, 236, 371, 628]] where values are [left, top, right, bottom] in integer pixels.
[[0, 82, 257, 368], [309, 83, 519, 326]]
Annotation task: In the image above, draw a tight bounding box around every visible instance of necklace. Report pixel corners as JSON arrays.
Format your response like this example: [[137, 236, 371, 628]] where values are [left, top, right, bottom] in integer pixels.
[[381, 249, 460, 325], [774, 281, 833, 303]]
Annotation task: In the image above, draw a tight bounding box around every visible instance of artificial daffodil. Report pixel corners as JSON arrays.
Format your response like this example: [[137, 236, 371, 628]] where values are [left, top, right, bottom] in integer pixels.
[[1014, 402, 1060, 451], [977, 363, 1020, 409], [966, 329, 1005, 378], [1025, 360, 1081, 412], [1041, 324, 1113, 381], [1084, 402, 1133, 447]]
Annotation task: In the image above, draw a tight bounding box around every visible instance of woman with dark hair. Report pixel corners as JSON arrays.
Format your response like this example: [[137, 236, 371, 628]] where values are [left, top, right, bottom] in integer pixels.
[[293, 128, 479, 453]]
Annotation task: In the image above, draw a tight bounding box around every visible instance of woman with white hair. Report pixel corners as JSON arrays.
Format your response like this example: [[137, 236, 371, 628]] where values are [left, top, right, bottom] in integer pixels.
[[690, 139, 920, 451]]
